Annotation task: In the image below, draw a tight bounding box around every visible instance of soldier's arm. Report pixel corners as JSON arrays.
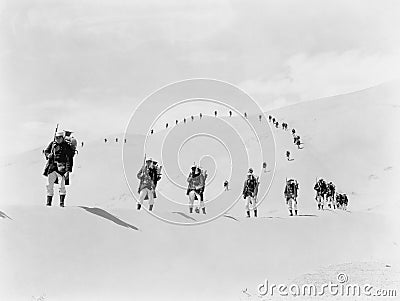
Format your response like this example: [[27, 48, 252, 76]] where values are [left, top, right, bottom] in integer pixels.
[[137, 167, 144, 179], [44, 142, 54, 160]]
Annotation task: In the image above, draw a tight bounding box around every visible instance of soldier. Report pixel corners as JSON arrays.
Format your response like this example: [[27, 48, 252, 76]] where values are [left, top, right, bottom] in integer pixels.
[[43, 131, 74, 207], [262, 162, 267, 173], [327, 181, 336, 209], [314, 178, 327, 210], [242, 168, 259, 218], [284, 179, 299, 216], [187, 165, 207, 214], [224, 180, 229, 191], [137, 157, 157, 211]]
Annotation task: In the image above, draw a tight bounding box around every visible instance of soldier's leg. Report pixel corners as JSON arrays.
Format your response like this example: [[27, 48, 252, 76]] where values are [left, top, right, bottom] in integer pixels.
[[46, 171, 58, 206], [288, 198, 293, 216], [245, 196, 251, 217], [188, 191, 195, 213], [293, 198, 298, 215], [137, 188, 147, 209], [58, 173, 66, 207], [148, 189, 154, 211], [253, 197, 258, 217], [46, 171, 57, 196]]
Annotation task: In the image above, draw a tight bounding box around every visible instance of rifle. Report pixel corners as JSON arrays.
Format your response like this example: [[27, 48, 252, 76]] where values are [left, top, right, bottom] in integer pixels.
[[53, 124, 59, 141]]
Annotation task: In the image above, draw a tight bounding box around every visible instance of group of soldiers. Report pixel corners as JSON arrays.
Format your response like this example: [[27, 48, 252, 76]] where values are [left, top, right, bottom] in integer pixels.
[[104, 138, 127, 143], [146, 111, 280, 135], [314, 178, 348, 210], [42, 125, 348, 216], [136, 158, 208, 214]]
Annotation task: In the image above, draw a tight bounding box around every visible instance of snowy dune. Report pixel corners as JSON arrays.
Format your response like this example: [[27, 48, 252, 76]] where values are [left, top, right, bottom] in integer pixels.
[[1, 82, 400, 300]]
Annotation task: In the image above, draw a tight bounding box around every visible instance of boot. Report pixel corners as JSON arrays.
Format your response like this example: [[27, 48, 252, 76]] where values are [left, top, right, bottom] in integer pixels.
[[246, 211, 250, 218], [202, 207, 206, 214], [60, 195, 65, 207], [189, 207, 193, 213], [137, 203, 142, 210], [318, 204, 320, 210], [46, 195, 52, 206], [295, 210, 298, 216], [289, 210, 293, 216], [149, 204, 153, 211], [254, 209, 257, 217]]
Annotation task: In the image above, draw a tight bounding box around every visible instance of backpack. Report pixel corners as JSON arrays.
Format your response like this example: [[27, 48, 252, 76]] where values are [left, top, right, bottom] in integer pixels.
[[64, 132, 78, 156], [246, 176, 257, 191], [286, 180, 298, 197]]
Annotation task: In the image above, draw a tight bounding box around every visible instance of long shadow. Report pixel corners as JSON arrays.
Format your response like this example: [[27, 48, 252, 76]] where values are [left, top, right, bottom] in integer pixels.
[[261, 216, 284, 219], [223, 214, 239, 221], [172, 211, 197, 221], [0, 210, 12, 219], [297, 214, 317, 217], [79, 206, 139, 230]]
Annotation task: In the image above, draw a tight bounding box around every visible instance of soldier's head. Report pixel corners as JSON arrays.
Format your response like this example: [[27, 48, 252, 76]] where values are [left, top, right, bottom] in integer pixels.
[[55, 131, 65, 144], [146, 158, 153, 167]]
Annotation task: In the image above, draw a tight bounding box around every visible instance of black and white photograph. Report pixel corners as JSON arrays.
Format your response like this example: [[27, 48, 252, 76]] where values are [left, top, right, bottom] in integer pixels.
[[1, 0, 400, 300]]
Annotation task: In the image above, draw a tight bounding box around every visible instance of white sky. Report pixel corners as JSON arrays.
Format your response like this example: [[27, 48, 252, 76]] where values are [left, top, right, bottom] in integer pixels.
[[1, 0, 400, 155]]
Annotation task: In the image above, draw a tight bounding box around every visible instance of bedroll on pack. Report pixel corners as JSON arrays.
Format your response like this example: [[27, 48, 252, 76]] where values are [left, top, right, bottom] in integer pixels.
[[64, 130, 78, 154]]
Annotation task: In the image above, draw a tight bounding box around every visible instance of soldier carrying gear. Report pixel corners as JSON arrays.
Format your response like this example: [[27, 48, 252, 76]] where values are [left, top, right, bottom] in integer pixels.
[[137, 157, 158, 211], [224, 180, 229, 191], [314, 178, 327, 210], [187, 165, 207, 214], [284, 179, 299, 216], [43, 130, 74, 207], [326, 181, 336, 209], [242, 168, 259, 218], [336, 193, 348, 210]]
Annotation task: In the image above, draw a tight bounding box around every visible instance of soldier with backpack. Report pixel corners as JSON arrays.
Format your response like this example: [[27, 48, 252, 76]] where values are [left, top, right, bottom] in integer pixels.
[[284, 179, 299, 216], [224, 180, 229, 191], [137, 156, 158, 211], [326, 181, 336, 209], [336, 193, 348, 210], [314, 178, 327, 210], [43, 130, 75, 207], [242, 168, 259, 218], [187, 165, 207, 214]]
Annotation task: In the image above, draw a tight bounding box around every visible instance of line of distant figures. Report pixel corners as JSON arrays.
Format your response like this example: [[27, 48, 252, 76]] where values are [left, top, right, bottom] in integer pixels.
[[103, 138, 127, 143]]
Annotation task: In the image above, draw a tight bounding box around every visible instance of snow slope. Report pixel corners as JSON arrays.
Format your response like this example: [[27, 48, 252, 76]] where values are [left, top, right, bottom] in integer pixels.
[[1, 82, 399, 300]]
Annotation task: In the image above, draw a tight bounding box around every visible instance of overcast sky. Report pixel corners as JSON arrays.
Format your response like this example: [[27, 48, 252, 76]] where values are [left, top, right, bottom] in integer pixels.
[[1, 0, 399, 155]]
